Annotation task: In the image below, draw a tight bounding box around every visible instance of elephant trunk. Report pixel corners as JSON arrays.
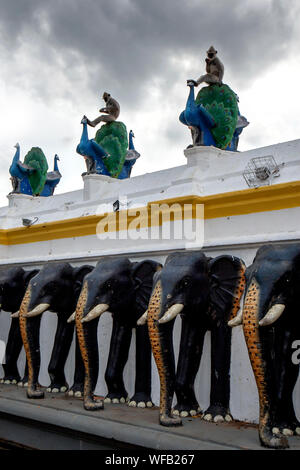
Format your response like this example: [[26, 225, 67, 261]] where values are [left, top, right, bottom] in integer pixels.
[[242, 279, 288, 449], [19, 284, 44, 398], [75, 282, 103, 411], [147, 281, 182, 426]]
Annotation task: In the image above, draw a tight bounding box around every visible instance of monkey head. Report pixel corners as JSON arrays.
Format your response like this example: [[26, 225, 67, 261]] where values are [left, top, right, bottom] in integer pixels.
[[102, 92, 111, 102], [206, 46, 217, 60]]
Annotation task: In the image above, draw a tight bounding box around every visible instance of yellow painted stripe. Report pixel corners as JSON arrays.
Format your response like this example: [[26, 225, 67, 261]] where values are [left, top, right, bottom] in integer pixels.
[[0, 180, 299, 245], [203, 180, 300, 218]]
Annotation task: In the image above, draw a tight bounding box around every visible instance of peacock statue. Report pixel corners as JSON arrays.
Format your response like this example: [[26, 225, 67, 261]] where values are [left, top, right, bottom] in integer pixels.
[[77, 118, 140, 179], [9, 143, 34, 194], [41, 155, 62, 196], [77, 116, 111, 176], [179, 82, 249, 151], [9, 145, 61, 197], [119, 130, 141, 179]]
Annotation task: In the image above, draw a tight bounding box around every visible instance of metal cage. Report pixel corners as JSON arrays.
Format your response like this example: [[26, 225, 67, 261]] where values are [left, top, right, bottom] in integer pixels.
[[243, 155, 280, 188]]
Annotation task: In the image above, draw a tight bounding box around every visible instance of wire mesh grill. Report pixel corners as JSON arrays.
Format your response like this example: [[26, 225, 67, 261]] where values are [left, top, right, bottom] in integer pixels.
[[243, 156, 280, 188]]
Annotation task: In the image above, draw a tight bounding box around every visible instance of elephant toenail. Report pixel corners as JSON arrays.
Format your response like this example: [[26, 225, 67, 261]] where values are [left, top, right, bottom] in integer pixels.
[[204, 413, 212, 421], [214, 415, 224, 423]]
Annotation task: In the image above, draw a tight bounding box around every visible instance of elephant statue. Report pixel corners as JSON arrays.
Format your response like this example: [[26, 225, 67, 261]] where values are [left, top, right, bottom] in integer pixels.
[[75, 257, 162, 411], [231, 244, 300, 449], [142, 251, 245, 427], [0, 266, 38, 385], [19, 262, 93, 398]]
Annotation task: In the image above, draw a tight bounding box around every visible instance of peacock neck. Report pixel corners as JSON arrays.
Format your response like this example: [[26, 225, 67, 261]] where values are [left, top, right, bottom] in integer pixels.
[[12, 147, 20, 164], [129, 133, 135, 150], [54, 157, 59, 172], [187, 85, 196, 110], [82, 121, 88, 142]]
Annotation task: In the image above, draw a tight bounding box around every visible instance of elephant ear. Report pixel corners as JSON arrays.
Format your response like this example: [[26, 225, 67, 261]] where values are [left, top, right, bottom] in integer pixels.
[[131, 260, 162, 315], [73, 265, 94, 297], [208, 255, 246, 322], [23, 269, 39, 287]]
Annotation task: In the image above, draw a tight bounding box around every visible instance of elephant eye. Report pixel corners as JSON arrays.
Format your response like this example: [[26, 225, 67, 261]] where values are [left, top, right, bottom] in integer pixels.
[[181, 277, 191, 288], [48, 281, 57, 290], [106, 280, 115, 290], [41, 282, 58, 296], [281, 273, 291, 285]]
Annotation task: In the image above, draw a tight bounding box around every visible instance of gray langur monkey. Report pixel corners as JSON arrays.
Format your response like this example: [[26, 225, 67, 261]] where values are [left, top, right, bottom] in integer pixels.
[[188, 46, 224, 87], [87, 92, 120, 127]]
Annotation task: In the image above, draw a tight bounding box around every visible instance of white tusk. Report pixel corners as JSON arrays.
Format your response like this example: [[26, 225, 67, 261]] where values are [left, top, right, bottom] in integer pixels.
[[23, 303, 50, 318], [228, 310, 243, 327], [158, 304, 184, 324], [259, 304, 285, 327], [67, 311, 76, 323], [137, 310, 148, 325], [11, 311, 20, 318], [81, 304, 109, 323]]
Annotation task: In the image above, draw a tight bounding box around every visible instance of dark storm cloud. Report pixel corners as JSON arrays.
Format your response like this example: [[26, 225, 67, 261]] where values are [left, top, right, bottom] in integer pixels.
[[0, 0, 298, 107]]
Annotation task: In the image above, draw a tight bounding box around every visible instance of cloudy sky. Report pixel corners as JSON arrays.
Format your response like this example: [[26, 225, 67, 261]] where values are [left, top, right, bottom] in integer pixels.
[[0, 0, 300, 206]]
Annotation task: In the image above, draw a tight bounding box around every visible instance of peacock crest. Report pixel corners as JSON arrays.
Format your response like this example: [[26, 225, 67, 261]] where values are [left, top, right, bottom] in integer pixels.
[[195, 84, 238, 149], [94, 122, 128, 178]]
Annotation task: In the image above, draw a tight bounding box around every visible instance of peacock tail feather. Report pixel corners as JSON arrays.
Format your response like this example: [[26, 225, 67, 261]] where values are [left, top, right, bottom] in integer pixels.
[[95, 121, 128, 177], [195, 84, 238, 149], [24, 147, 48, 195]]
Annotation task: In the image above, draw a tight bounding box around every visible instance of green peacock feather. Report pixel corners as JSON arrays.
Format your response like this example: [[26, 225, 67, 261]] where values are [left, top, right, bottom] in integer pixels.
[[24, 147, 48, 195], [94, 121, 128, 178], [195, 84, 238, 149]]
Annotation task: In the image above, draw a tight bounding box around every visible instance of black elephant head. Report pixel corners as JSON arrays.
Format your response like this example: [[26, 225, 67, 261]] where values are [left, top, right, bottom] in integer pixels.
[[0, 267, 38, 315], [80, 258, 134, 324], [24, 264, 75, 317], [75, 257, 161, 411], [0, 266, 38, 384], [237, 243, 300, 449], [19, 262, 93, 398], [144, 251, 245, 426]]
